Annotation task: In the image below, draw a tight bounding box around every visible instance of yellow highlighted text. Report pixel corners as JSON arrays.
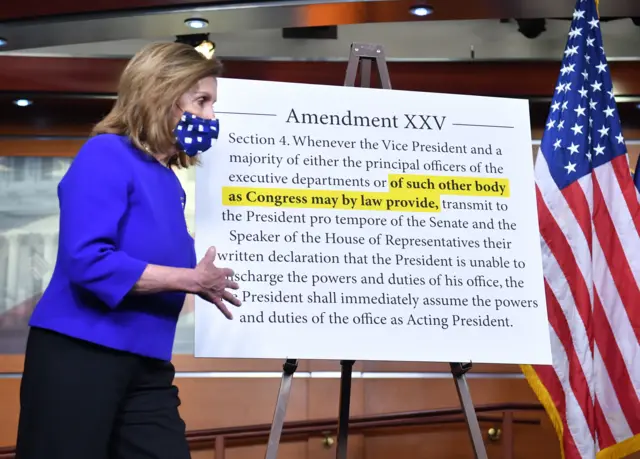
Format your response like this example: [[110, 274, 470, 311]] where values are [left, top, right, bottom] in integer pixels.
[[388, 174, 510, 197], [223, 187, 441, 212], [222, 173, 509, 212]]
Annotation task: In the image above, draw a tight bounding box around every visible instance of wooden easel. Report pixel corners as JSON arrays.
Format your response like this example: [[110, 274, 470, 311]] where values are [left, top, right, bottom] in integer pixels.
[[263, 43, 489, 459]]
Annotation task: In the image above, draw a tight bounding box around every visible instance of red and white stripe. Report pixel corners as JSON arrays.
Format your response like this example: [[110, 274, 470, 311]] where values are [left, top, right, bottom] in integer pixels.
[[531, 148, 640, 459]]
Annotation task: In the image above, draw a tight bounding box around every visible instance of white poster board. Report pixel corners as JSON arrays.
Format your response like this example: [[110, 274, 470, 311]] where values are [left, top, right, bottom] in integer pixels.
[[194, 77, 552, 365]]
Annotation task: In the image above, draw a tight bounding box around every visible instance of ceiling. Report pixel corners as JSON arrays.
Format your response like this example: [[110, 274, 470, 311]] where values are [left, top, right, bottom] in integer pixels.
[[1, 0, 640, 60], [5, 0, 638, 23], [2, 18, 640, 61], [3, 0, 640, 23]]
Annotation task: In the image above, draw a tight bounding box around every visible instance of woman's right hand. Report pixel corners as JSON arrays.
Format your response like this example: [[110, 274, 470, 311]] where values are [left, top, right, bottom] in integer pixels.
[[194, 246, 241, 319]]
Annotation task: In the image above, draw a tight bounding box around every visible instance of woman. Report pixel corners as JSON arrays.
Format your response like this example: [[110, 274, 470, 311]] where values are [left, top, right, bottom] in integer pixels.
[[15, 42, 241, 459]]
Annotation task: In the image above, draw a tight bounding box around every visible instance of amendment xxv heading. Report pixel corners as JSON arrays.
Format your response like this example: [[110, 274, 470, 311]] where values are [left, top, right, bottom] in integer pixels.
[[285, 108, 446, 130]]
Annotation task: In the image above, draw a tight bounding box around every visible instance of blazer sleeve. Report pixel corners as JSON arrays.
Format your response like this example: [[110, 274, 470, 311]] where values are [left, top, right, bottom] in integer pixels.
[[57, 135, 148, 308]]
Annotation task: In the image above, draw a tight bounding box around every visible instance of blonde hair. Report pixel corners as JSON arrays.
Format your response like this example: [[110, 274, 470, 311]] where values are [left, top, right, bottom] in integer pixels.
[[93, 42, 223, 168]]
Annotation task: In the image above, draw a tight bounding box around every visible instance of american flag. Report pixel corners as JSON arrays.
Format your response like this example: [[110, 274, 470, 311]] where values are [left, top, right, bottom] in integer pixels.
[[520, 0, 640, 458]]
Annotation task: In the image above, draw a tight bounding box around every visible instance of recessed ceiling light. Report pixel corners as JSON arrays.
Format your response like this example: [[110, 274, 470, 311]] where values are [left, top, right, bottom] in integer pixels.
[[184, 18, 209, 29], [409, 5, 434, 17], [0, 38, 7, 47], [13, 99, 33, 107]]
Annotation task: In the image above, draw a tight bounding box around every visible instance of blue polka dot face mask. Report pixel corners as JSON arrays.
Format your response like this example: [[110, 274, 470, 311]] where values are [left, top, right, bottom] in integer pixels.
[[174, 112, 220, 157]]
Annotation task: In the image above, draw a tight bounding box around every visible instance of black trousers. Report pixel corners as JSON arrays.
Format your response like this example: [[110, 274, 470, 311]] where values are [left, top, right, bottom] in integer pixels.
[[15, 327, 191, 459]]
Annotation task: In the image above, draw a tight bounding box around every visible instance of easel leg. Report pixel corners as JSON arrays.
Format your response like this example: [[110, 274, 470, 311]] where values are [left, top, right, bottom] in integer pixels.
[[335, 360, 355, 459], [450, 363, 489, 459], [264, 359, 298, 459]]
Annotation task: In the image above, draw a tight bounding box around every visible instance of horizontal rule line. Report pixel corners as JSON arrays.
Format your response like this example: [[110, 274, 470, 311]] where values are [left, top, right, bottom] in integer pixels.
[[452, 123, 515, 129], [217, 111, 277, 116]]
